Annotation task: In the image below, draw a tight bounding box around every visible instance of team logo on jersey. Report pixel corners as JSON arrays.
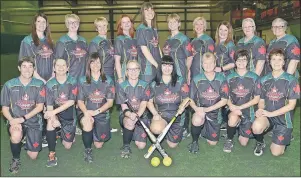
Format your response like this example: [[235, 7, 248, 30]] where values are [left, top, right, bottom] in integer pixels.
[[149, 37, 158, 47], [130, 96, 140, 111], [258, 45, 266, 55], [191, 45, 197, 57], [100, 133, 107, 140], [208, 44, 214, 52], [291, 45, 300, 56], [163, 44, 171, 55], [157, 88, 179, 103], [107, 46, 114, 56], [186, 42, 193, 52], [127, 45, 138, 58], [233, 84, 249, 98], [293, 84, 300, 95], [38, 45, 53, 58], [230, 50, 235, 59], [201, 86, 219, 102], [56, 92, 68, 105], [181, 84, 189, 93], [71, 46, 87, 58], [266, 86, 284, 102], [16, 93, 35, 110], [89, 89, 105, 104]]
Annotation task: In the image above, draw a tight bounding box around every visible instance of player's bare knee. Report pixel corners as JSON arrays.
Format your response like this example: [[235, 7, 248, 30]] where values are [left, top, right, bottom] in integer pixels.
[[192, 114, 204, 126], [10, 131, 22, 143], [167, 140, 178, 148], [228, 113, 239, 127], [207, 140, 218, 146], [27, 151, 38, 160], [124, 118, 135, 130], [239, 139, 248, 146], [251, 121, 264, 134], [135, 141, 146, 149], [63, 142, 72, 150], [270, 149, 283, 157], [94, 142, 104, 149]]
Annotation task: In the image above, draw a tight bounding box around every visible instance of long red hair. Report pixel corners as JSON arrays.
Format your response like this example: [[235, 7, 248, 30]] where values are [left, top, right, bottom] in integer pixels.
[[116, 15, 135, 38]]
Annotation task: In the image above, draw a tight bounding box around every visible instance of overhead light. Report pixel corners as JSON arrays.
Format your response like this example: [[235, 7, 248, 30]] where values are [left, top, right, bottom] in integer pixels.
[[253, 2, 256, 5]]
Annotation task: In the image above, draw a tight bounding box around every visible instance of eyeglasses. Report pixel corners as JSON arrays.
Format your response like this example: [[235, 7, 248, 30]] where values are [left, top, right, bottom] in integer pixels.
[[68, 21, 79, 26], [243, 26, 254, 29], [127, 68, 140, 72], [271, 26, 285, 29], [236, 58, 247, 62]]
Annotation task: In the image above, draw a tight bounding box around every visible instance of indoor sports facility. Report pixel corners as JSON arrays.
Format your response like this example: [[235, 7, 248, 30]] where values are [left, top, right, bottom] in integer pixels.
[[0, 0, 300, 176]]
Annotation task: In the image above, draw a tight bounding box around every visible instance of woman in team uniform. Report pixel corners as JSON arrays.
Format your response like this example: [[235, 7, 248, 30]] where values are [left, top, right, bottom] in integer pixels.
[[19, 12, 55, 83], [116, 60, 151, 158], [89, 17, 115, 80], [223, 49, 261, 153], [115, 15, 137, 84], [188, 52, 229, 154], [214, 21, 235, 76], [77, 53, 115, 163], [44, 58, 77, 167], [265, 18, 300, 77], [236, 18, 266, 76], [147, 55, 189, 148], [136, 2, 161, 82], [187, 16, 215, 81]]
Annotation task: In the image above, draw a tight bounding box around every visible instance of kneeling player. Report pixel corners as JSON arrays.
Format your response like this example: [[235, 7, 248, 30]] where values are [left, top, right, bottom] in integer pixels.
[[223, 49, 260, 153], [77, 53, 115, 163], [188, 52, 229, 153], [147, 55, 189, 148], [44, 58, 78, 167], [252, 49, 300, 156], [1, 57, 45, 173], [116, 60, 151, 158]]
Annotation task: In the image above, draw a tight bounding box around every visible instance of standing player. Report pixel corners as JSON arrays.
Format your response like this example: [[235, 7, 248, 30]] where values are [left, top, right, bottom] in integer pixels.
[[264, 18, 300, 77], [187, 16, 215, 81], [1, 57, 45, 174], [147, 55, 189, 148], [162, 13, 193, 139], [236, 18, 266, 76], [55, 14, 88, 135], [77, 53, 115, 163], [223, 49, 260, 153], [115, 14, 137, 83], [252, 49, 300, 157], [116, 60, 151, 158], [44, 58, 77, 167], [188, 52, 229, 153], [136, 2, 161, 82]]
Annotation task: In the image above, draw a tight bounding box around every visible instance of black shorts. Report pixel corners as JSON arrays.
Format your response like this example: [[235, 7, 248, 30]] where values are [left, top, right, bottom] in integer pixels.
[[237, 116, 253, 138], [267, 117, 292, 146], [163, 116, 184, 143], [58, 116, 76, 143], [201, 115, 221, 142]]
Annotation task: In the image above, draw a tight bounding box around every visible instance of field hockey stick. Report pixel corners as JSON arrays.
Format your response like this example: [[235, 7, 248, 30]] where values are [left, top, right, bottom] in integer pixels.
[[125, 100, 168, 158], [144, 98, 191, 159]]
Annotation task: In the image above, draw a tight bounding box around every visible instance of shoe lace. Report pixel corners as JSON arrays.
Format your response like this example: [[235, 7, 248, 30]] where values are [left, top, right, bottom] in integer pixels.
[[11, 159, 20, 169], [49, 152, 56, 161]]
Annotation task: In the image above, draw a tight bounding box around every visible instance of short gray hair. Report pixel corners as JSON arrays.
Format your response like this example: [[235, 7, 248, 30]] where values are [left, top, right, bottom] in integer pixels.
[[242, 18, 256, 32]]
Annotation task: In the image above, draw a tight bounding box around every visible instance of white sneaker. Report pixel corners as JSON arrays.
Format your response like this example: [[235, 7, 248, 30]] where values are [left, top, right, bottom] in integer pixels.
[[110, 128, 118, 133], [75, 127, 82, 135]]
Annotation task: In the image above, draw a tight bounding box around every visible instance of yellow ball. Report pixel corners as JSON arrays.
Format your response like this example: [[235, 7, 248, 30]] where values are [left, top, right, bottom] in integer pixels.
[[163, 156, 172, 167], [151, 157, 160, 167]]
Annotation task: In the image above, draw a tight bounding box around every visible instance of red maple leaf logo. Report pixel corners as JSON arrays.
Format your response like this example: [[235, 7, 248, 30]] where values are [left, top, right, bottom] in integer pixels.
[[141, 132, 147, 138], [222, 84, 229, 94], [100, 133, 106, 139], [65, 132, 71, 139], [258, 45, 266, 55], [186, 42, 193, 52], [245, 129, 251, 135], [211, 132, 217, 138], [110, 87, 115, 94], [72, 87, 78, 96], [257, 83, 261, 89], [181, 83, 189, 93], [293, 84, 300, 94], [278, 135, 284, 141], [33, 142, 39, 148], [173, 135, 178, 140], [145, 89, 151, 97], [39, 88, 46, 97], [230, 50, 235, 59], [291, 45, 300, 56], [208, 44, 215, 52]]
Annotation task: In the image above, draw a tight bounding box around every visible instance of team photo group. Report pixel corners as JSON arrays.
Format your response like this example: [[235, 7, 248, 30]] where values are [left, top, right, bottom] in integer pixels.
[[1, 1, 300, 174]]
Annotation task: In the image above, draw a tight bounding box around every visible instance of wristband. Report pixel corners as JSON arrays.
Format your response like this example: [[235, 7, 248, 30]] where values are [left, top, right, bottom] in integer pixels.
[[123, 109, 130, 116]]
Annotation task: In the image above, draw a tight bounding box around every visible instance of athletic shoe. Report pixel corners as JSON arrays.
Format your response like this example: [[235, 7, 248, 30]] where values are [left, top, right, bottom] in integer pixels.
[[182, 128, 191, 140], [188, 141, 199, 154], [84, 148, 93, 163], [254, 141, 266, 156], [42, 136, 48, 148], [110, 128, 118, 133], [120, 144, 131, 158], [220, 122, 227, 131], [9, 158, 21, 174], [223, 139, 234, 153], [21, 136, 26, 145], [46, 151, 57, 167], [120, 129, 123, 135], [75, 126, 82, 135]]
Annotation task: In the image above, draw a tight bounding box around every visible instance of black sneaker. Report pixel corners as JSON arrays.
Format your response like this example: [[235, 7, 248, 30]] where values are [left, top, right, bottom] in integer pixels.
[[120, 144, 131, 158], [9, 158, 21, 174], [46, 151, 57, 167], [188, 141, 199, 154], [223, 139, 234, 153], [42, 136, 48, 148], [254, 141, 266, 156], [84, 148, 93, 163]]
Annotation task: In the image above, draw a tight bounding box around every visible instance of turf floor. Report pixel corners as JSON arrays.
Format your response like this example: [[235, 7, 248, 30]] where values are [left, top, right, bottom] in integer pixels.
[[0, 54, 300, 176]]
